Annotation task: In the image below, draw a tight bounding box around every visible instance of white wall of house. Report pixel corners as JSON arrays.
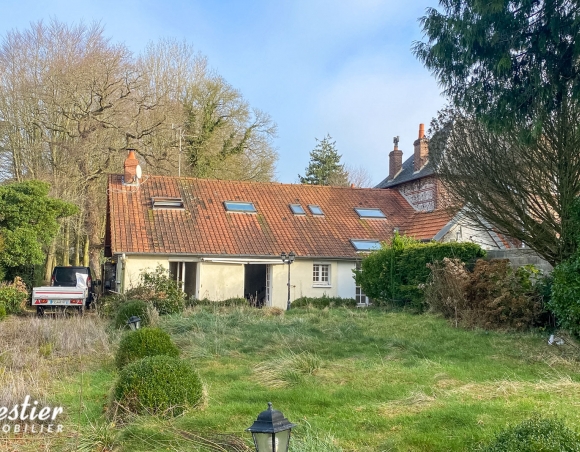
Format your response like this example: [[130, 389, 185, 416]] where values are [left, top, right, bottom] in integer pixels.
[[119, 255, 170, 292], [198, 262, 244, 301], [119, 255, 359, 310], [270, 259, 357, 308]]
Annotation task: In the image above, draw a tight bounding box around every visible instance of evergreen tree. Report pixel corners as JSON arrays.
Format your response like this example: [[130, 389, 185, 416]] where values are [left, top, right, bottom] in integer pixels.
[[299, 135, 349, 186]]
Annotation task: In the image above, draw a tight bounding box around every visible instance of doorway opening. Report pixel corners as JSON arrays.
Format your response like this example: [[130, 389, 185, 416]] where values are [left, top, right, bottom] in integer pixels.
[[169, 262, 197, 299], [244, 264, 270, 307]]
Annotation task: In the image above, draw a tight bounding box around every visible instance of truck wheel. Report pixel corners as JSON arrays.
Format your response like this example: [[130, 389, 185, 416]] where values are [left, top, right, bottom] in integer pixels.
[[36, 306, 44, 317], [79, 305, 85, 316]]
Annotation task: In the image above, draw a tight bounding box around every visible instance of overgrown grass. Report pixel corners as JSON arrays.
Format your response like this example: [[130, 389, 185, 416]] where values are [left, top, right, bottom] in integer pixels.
[[2, 307, 580, 451]]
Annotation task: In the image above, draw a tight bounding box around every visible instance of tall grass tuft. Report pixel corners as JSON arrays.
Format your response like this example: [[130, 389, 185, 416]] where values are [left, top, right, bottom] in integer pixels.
[[291, 421, 343, 452], [253, 351, 322, 388], [0, 315, 112, 407]]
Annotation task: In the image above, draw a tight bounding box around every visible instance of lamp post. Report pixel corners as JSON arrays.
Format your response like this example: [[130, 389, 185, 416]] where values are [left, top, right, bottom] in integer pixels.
[[127, 316, 141, 330], [280, 252, 295, 310], [247, 402, 296, 452]]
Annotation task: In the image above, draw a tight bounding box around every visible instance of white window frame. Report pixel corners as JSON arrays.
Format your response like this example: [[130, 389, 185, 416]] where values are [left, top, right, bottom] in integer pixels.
[[312, 263, 331, 287]]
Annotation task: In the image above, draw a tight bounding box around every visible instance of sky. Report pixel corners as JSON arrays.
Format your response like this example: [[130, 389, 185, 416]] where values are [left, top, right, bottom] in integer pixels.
[[0, 0, 446, 185]]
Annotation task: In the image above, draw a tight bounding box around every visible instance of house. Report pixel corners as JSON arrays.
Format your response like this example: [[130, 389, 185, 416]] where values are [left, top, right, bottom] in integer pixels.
[[377, 124, 518, 250], [105, 124, 523, 309], [105, 150, 456, 309]]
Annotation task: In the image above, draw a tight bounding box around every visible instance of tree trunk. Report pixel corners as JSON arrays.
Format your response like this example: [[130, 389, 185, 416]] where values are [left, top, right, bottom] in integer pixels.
[[43, 238, 57, 284], [63, 220, 70, 266], [73, 227, 80, 266], [83, 235, 90, 267]]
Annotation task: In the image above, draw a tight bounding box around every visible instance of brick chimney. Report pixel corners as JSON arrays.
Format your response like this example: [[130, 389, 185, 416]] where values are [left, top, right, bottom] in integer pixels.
[[413, 123, 428, 172], [123, 149, 139, 185], [389, 136, 403, 179]]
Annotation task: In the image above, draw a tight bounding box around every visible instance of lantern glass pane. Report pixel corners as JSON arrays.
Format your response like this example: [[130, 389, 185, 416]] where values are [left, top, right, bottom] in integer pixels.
[[252, 433, 276, 451], [275, 430, 291, 452], [252, 431, 291, 452]]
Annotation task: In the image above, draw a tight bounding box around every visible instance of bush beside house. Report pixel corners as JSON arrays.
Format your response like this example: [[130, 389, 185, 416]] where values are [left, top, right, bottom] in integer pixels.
[[354, 234, 485, 310]]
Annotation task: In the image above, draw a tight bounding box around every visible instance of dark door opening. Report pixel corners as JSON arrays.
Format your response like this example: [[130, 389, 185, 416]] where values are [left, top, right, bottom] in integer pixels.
[[244, 264, 267, 307]]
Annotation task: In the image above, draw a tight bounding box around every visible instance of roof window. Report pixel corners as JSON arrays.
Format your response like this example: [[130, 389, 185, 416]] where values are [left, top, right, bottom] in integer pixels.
[[151, 197, 184, 209], [289, 204, 305, 215], [224, 201, 257, 213], [351, 239, 382, 251], [355, 208, 386, 219], [308, 205, 324, 216]]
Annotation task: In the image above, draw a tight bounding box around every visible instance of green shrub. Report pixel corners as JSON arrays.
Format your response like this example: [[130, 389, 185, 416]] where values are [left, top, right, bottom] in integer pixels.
[[115, 327, 179, 369], [112, 355, 203, 417], [354, 233, 485, 310], [550, 254, 580, 336], [478, 416, 580, 451], [188, 297, 247, 308], [0, 277, 28, 314], [292, 295, 356, 309], [133, 266, 186, 315], [114, 300, 151, 329], [0, 304, 6, 320]]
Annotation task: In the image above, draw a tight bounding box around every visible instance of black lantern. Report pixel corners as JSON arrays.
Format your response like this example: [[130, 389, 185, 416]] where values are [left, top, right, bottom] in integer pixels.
[[247, 402, 296, 452], [127, 315, 141, 330], [280, 252, 296, 310]]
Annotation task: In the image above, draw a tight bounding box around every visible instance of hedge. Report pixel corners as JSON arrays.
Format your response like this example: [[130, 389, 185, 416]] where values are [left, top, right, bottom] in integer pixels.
[[354, 234, 485, 309]]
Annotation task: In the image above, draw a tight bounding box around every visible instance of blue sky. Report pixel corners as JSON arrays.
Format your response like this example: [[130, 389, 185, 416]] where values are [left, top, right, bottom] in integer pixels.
[[0, 0, 445, 185]]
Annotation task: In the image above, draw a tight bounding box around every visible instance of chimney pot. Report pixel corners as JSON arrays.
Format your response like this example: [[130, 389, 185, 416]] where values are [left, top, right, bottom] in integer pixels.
[[413, 123, 429, 172], [123, 149, 139, 185], [389, 140, 403, 179]]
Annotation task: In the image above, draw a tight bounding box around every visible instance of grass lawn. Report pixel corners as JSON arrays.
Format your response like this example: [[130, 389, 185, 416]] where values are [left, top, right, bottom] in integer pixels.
[[3, 306, 580, 451]]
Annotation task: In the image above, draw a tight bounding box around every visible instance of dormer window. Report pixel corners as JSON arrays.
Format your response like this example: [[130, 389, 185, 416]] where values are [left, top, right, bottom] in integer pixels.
[[355, 208, 386, 219], [152, 197, 184, 209], [224, 201, 257, 212]]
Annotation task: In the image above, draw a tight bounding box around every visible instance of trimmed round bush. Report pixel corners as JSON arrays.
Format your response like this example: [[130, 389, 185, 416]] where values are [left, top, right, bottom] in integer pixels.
[[478, 417, 580, 452], [114, 300, 150, 329], [115, 327, 179, 369], [112, 355, 203, 417]]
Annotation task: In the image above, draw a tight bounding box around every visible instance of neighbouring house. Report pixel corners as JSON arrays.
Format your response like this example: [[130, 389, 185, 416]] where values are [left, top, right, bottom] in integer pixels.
[[105, 150, 460, 309], [376, 124, 519, 250]]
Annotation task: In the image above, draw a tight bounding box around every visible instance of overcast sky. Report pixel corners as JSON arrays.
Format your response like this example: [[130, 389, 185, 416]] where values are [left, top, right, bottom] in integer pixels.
[[0, 0, 445, 185]]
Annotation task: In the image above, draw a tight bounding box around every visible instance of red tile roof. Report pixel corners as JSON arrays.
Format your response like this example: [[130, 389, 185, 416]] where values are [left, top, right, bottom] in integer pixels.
[[402, 209, 457, 241], [107, 174, 422, 258]]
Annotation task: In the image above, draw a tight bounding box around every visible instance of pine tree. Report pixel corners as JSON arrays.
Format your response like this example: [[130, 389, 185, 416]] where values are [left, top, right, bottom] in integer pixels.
[[299, 135, 349, 186]]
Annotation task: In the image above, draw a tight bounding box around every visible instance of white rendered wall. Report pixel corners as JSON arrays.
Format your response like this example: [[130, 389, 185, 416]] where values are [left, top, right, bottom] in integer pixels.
[[197, 262, 244, 301], [121, 256, 169, 292]]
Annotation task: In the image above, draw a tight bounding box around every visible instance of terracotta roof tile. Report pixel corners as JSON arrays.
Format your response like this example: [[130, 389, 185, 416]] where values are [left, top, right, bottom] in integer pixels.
[[402, 209, 457, 241], [107, 174, 422, 258]]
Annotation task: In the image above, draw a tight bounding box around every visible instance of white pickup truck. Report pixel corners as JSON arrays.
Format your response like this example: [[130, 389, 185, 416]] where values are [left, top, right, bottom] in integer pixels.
[[32, 272, 90, 315]]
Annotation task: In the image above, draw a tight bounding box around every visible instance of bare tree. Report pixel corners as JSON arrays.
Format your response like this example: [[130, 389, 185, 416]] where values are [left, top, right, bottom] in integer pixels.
[[429, 107, 580, 266], [345, 164, 373, 188]]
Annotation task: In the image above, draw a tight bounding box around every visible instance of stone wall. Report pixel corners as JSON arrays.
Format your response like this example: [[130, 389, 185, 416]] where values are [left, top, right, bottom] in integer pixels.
[[485, 249, 553, 274]]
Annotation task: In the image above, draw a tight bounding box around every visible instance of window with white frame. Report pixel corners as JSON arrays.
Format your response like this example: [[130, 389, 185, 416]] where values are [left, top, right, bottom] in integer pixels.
[[312, 263, 330, 286]]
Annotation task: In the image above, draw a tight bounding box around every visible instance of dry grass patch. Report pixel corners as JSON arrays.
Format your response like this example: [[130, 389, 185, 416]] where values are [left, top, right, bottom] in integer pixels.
[[0, 315, 113, 407], [378, 391, 439, 418], [446, 376, 580, 402]]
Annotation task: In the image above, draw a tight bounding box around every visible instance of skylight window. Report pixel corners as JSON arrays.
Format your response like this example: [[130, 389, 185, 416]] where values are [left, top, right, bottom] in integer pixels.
[[308, 205, 324, 216], [224, 201, 257, 212], [351, 240, 382, 251], [289, 204, 305, 215], [355, 208, 386, 219], [151, 197, 184, 209]]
